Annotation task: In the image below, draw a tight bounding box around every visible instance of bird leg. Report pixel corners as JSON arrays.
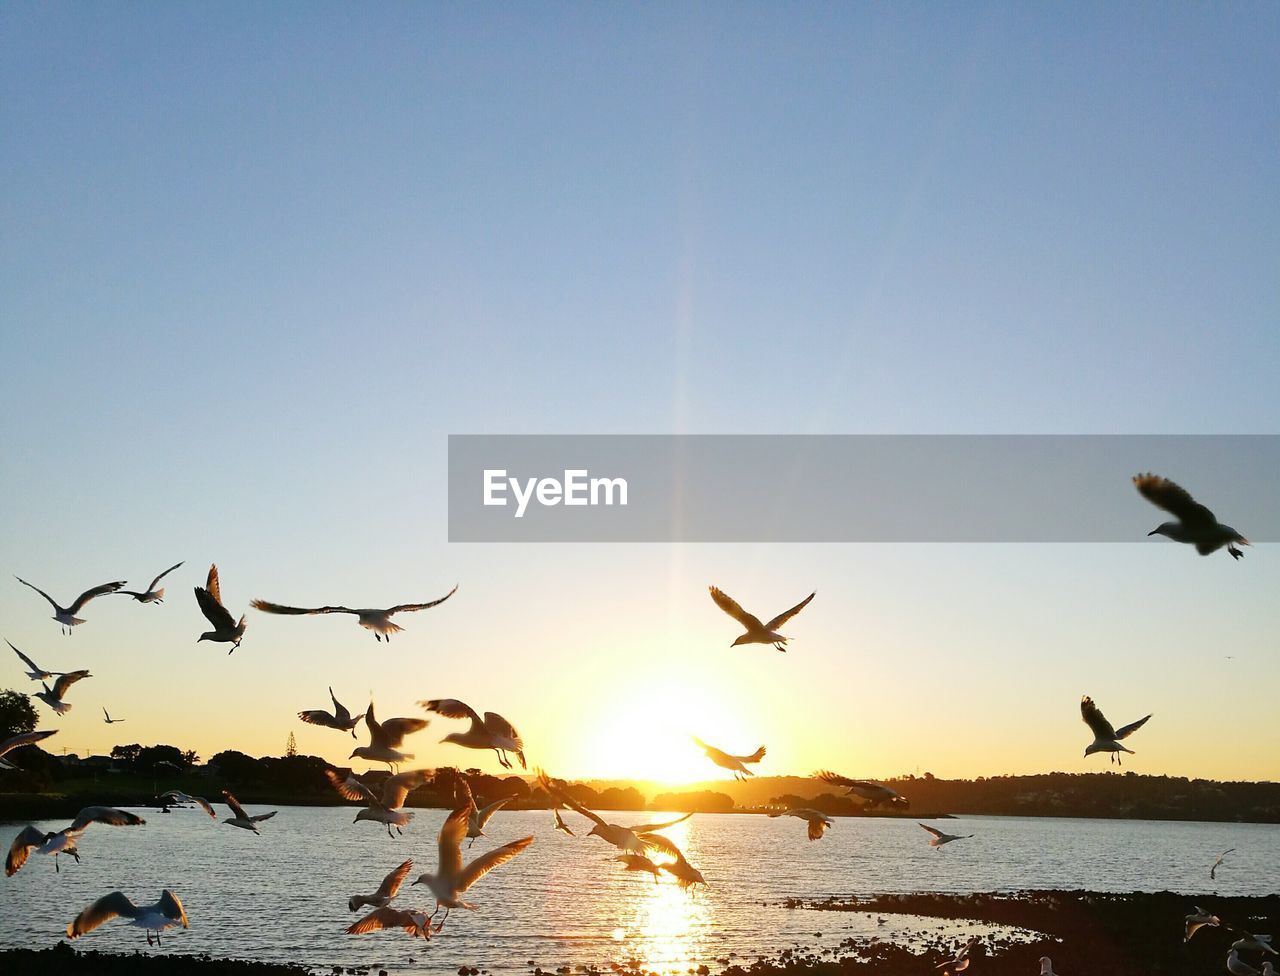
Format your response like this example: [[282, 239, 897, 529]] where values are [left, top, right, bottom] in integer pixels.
[[774, 642, 786, 652], [1229, 545, 1244, 560], [147, 931, 154, 947], [468, 836, 476, 848]]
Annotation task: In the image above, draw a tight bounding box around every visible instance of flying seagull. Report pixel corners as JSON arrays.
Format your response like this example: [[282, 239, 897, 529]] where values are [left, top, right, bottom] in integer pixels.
[[1229, 950, 1262, 976], [1081, 695, 1151, 765], [411, 794, 534, 929], [103, 707, 125, 724], [615, 853, 662, 882], [659, 851, 708, 889], [420, 698, 525, 769], [6, 639, 63, 682], [1231, 933, 1278, 957], [325, 767, 431, 837], [692, 736, 765, 780], [552, 805, 575, 836], [349, 859, 414, 913], [195, 565, 246, 652], [1186, 906, 1221, 942], [346, 906, 432, 939], [158, 791, 216, 819], [936, 936, 980, 974], [220, 791, 276, 833], [350, 704, 428, 771], [537, 771, 690, 855], [451, 777, 513, 848], [1212, 848, 1237, 881], [250, 584, 458, 642], [6, 806, 146, 875], [15, 577, 126, 634], [708, 586, 814, 652], [66, 889, 188, 946], [299, 687, 364, 737], [816, 770, 910, 809], [0, 730, 57, 771], [118, 562, 184, 603], [768, 807, 833, 841], [919, 822, 973, 849], [35, 669, 92, 716], [1134, 473, 1249, 559]]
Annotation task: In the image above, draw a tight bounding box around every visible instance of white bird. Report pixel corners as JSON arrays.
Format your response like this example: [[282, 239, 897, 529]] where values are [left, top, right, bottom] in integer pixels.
[[298, 687, 364, 737], [1232, 933, 1278, 956], [350, 704, 428, 771], [709, 586, 814, 652], [66, 889, 188, 946], [346, 906, 432, 939], [411, 796, 533, 929], [692, 736, 765, 780], [0, 729, 57, 771], [816, 770, 911, 809], [6, 806, 146, 875], [452, 778, 511, 848], [768, 807, 833, 841], [1186, 906, 1222, 942], [220, 791, 276, 833], [349, 859, 414, 913], [6, 639, 63, 682], [1081, 695, 1152, 765], [659, 851, 708, 889], [552, 806, 575, 836], [158, 791, 216, 819], [325, 767, 430, 837], [15, 576, 126, 634], [936, 936, 979, 973], [537, 772, 690, 855], [34, 669, 92, 716], [919, 822, 974, 849], [1212, 848, 1237, 881], [250, 585, 458, 642], [420, 698, 525, 769], [1134, 473, 1249, 559], [103, 707, 125, 724], [195, 565, 247, 652], [118, 562, 184, 604], [1230, 950, 1262, 976]]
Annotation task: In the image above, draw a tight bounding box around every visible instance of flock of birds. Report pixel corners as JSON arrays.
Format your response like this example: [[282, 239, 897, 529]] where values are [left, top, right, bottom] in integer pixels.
[[0, 474, 1265, 965]]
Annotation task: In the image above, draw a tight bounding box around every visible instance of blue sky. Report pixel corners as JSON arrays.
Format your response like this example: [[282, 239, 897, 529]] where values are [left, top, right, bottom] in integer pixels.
[[1, 4, 1277, 781]]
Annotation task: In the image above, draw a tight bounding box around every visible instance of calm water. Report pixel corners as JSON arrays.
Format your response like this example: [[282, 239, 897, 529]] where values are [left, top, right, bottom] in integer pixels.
[[1, 807, 1277, 973]]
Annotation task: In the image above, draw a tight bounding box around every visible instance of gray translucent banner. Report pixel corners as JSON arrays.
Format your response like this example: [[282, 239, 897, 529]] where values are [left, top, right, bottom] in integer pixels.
[[447, 435, 1278, 543]]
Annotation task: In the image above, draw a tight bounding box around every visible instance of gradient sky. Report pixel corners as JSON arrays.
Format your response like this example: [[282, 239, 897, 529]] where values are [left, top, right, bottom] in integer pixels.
[[2, 4, 1278, 785]]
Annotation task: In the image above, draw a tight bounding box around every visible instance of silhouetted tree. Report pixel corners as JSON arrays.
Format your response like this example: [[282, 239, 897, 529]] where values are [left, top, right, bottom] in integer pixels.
[[286, 732, 297, 757], [0, 689, 37, 738], [111, 744, 143, 766]]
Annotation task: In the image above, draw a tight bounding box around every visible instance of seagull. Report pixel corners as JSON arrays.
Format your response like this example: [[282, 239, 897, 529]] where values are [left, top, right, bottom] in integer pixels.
[[768, 807, 833, 841], [816, 770, 910, 809], [1212, 849, 1237, 881], [66, 890, 188, 946], [0, 729, 57, 771], [349, 859, 414, 913], [6, 639, 63, 682], [6, 806, 146, 875], [350, 704, 428, 771], [1134, 473, 1249, 559], [454, 778, 512, 848], [1231, 933, 1278, 957], [195, 565, 246, 652], [420, 699, 525, 769], [411, 794, 534, 930], [35, 669, 91, 715], [692, 736, 765, 780], [615, 853, 662, 881], [659, 852, 708, 889], [15, 577, 126, 634], [299, 687, 364, 737], [346, 906, 432, 939], [1039, 958, 1059, 976], [709, 586, 814, 652], [1230, 950, 1262, 976], [1186, 906, 1222, 942], [325, 767, 430, 837], [537, 771, 690, 855], [1081, 695, 1152, 765], [919, 822, 974, 849], [103, 707, 125, 724], [118, 562, 184, 604], [220, 791, 276, 833], [250, 585, 458, 642], [158, 791, 216, 819], [936, 936, 979, 974], [552, 805, 575, 835]]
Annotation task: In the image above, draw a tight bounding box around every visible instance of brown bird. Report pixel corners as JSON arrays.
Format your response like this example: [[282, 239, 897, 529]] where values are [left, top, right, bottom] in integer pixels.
[[250, 585, 458, 642], [708, 586, 814, 652]]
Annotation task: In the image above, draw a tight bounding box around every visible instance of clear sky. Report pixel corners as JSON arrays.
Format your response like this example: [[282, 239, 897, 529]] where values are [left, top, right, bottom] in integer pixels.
[[1, 4, 1277, 785]]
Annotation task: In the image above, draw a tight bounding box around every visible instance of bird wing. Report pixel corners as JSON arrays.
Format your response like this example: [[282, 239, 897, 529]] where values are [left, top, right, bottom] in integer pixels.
[[636, 831, 683, 859], [250, 600, 356, 615], [15, 577, 60, 611], [919, 823, 946, 839], [330, 688, 352, 724], [475, 796, 512, 828], [250, 811, 276, 823], [195, 585, 235, 630], [6, 825, 46, 875], [148, 562, 185, 592], [189, 795, 216, 819], [708, 586, 765, 630], [808, 818, 827, 841], [205, 565, 223, 605], [67, 580, 126, 613], [482, 711, 522, 745], [692, 736, 730, 765], [387, 584, 459, 615], [51, 670, 92, 700], [536, 771, 607, 828], [298, 709, 336, 727], [1080, 696, 1118, 739], [0, 729, 56, 759], [628, 812, 692, 834], [765, 591, 816, 632], [6, 639, 48, 676], [325, 768, 377, 805], [69, 806, 146, 831], [816, 769, 857, 788], [347, 906, 415, 935], [375, 859, 414, 899], [421, 698, 482, 727], [66, 891, 139, 938], [221, 791, 248, 820], [158, 890, 188, 927], [438, 803, 470, 879], [1133, 473, 1219, 529], [381, 769, 431, 809], [1113, 714, 1152, 740], [379, 718, 429, 749], [457, 835, 533, 892]]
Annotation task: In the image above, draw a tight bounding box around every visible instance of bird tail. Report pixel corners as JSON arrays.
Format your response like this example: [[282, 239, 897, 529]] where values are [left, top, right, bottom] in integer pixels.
[[153, 587, 165, 601]]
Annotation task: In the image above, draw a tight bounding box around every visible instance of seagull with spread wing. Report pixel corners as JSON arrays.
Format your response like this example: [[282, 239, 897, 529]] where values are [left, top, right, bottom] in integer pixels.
[[1231, 932, 1278, 957], [103, 707, 125, 724], [195, 565, 246, 652], [325, 767, 431, 837], [816, 770, 910, 809], [1134, 473, 1249, 559], [1081, 695, 1151, 765], [220, 791, 276, 833], [66, 889, 188, 946], [158, 791, 216, 819], [692, 736, 765, 780], [1212, 848, 1237, 881], [349, 859, 414, 913], [15, 576, 126, 634], [768, 807, 833, 841], [1186, 906, 1221, 942], [251, 585, 458, 642], [936, 936, 979, 974], [350, 704, 428, 771], [450, 777, 512, 848], [420, 698, 525, 769], [6, 806, 146, 875], [346, 905, 433, 939], [659, 851, 708, 889], [299, 687, 364, 737], [919, 822, 974, 849], [552, 805, 575, 836], [708, 586, 814, 652], [538, 771, 690, 855], [35, 669, 91, 716], [6, 639, 63, 682], [0, 729, 56, 771], [118, 561, 184, 603], [615, 853, 662, 882]]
